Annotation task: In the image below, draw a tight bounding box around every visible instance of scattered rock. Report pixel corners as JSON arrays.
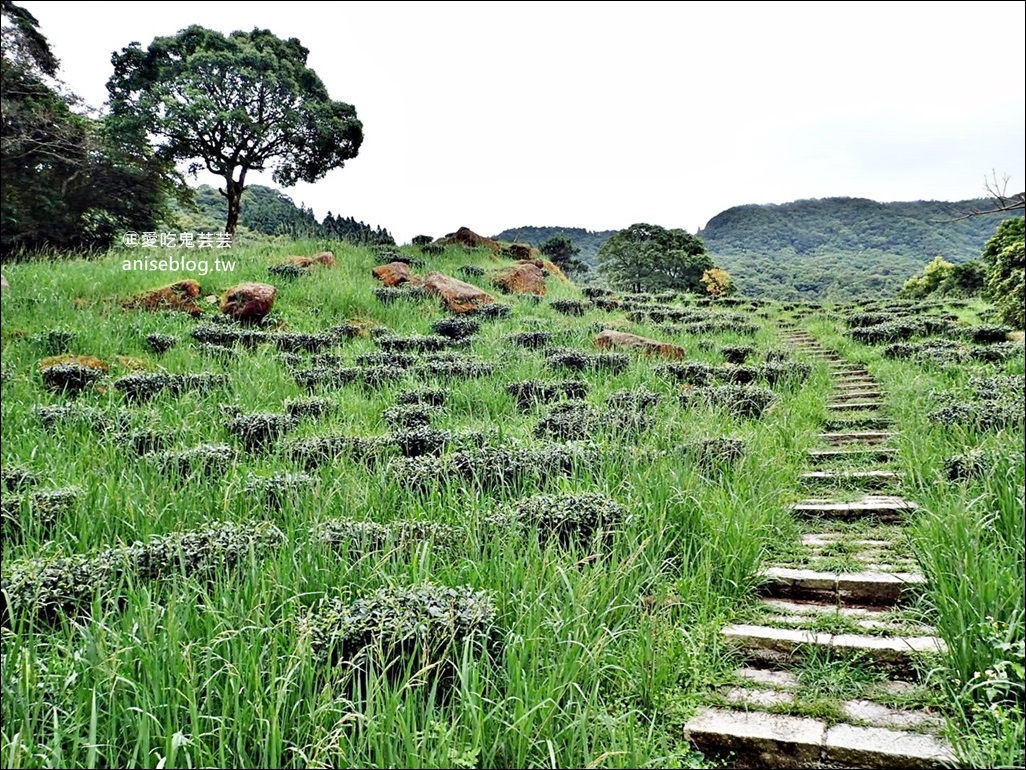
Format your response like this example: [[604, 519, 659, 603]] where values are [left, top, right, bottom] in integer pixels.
[[491, 262, 546, 295], [438, 227, 501, 255], [283, 251, 336, 269], [372, 261, 414, 287], [423, 271, 495, 314], [505, 243, 537, 261], [594, 329, 686, 359], [123, 280, 203, 316], [220, 282, 276, 322], [40, 355, 108, 373], [0, 275, 8, 292]]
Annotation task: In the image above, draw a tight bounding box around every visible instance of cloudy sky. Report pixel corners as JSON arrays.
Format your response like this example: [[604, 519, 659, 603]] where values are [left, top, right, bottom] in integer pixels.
[[20, 1, 1026, 243]]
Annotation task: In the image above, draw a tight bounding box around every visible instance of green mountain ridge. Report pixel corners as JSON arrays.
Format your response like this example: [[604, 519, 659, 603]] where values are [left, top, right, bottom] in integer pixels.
[[494, 197, 1021, 300]]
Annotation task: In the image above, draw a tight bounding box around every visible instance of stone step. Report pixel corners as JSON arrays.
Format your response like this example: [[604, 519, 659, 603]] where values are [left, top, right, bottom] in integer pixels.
[[825, 400, 886, 411], [822, 417, 894, 432], [831, 390, 884, 400], [719, 687, 944, 731], [758, 597, 934, 634], [792, 496, 917, 523], [833, 379, 878, 387], [722, 623, 945, 670], [818, 431, 894, 445], [808, 447, 897, 463], [684, 708, 955, 768], [760, 567, 926, 606], [800, 470, 902, 487]]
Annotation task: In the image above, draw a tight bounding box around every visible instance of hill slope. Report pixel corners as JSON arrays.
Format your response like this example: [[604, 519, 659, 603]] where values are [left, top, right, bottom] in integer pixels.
[[495, 198, 1019, 300], [699, 197, 1017, 299], [491, 226, 618, 266]]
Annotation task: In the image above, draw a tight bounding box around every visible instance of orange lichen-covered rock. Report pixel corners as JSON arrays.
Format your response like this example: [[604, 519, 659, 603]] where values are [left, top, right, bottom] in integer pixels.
[[594, 329, 686, 359], [423, 271, 495, 314]]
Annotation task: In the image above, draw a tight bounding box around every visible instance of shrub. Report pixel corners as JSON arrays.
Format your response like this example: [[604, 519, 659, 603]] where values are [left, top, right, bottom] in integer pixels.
[[506, 379, 588, 410], [395, 388, 448, 407], [417, 354, 494, 380], [550, 299, 591, 316], [272, 332, 336, 353], [118, 429, 167, 455], [682, 384, 776, 419], [493, 492, 626, 549], [317, 518, 461, 553], [354, 352, 416, 369], [683, 437, 747, 469], [477, 303, 511, 320], [382, 404, 439, 430], [1, 521, 282, 624], [758, 360, 812, 388], [2, 465, 39, 492], [225, 413, 296, 450], [374, 286, 430, 304], [145, 333, 178, 354], [267, 262, 309, 280], [31, 329, 75, 355], [945, 449, 989, 481], [154, 443, 235, 476], [40, 363, 104, 394], [113, 372, 227, 401], [391, 426, 454, 457], [533, 402, 599, 441], [721, 345, 754, 365], [431, 317, 479, 341], [545, 348, 629, 374], [504, 331, 552, 349], [376, 334, 450, 353], [284, 396, 337, 419], [302, 584, 497, 676], [288, 436, 395, 469], [192, 325, 268, 347], [654, 361, 716, 386], [243, 472, 314, 509], [36, 405, 127, 433], [457, 265, 485, 279]]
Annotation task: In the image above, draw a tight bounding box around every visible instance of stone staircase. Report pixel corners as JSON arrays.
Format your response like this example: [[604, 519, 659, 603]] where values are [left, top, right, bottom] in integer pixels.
[[684, 328, 955, 768]]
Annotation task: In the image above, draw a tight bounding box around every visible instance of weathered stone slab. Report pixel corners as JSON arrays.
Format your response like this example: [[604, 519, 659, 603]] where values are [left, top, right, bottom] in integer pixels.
[[841, 700, 944, 731], [684, 708, 825, 768], [723, 687, 796, 708], [817, 432, 894, 445], [824, 724, 956, 768], [808, 447, 897, 463]]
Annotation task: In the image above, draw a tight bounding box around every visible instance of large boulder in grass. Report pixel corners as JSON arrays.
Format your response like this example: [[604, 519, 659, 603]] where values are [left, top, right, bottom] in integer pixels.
[[372, 261, 414, 287], [424, 272, 495, 314], [285, 251, 336, 269], [439, 227, 501, 255], [123, 279, 203, 316], [505, 243, 537, 261], [491, 262, 546, 295], [595, 329, 686, 359], [220, 282, 276, 322]]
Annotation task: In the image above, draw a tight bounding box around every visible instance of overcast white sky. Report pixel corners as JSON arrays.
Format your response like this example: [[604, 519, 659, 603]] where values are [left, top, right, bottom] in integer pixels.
[[20, 0, 1026, 243]]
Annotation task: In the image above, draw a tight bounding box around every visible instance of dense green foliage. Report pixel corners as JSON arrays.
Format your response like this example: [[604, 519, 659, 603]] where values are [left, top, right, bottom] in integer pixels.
[[596, 223, 713, 293], [981, 218, 1025, 328], [0, 1, 178, 257], [492, 226, 618, 266], [107, 25, 363, 236], [540, 236, 588, 276], [176, 184, 394, 244], [898, 256, 988, 300]]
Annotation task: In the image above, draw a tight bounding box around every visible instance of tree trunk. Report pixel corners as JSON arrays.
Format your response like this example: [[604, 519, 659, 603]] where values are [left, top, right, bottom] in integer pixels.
[[223, 170, 247, 238]]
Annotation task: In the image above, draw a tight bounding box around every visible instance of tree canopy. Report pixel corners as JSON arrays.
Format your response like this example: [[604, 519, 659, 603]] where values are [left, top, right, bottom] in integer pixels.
[[1, 1, 177, 256], [107, 25, 363, 236], [596, 223, 713, 293], [540, 235, 588, 275], [981, 217, 1025, 328]]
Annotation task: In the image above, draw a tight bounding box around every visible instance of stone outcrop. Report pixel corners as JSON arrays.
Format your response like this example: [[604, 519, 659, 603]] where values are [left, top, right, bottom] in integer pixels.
[[372, 261, 414, 287], [490, 262, 546, 295], [594, 329, 686, 359], [220, 282, 276, 322], [123, 280, 203, 316], [423, 272, 495, 314]]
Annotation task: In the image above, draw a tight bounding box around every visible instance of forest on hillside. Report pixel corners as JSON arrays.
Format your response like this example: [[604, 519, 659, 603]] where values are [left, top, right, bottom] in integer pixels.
[[497, 198, 1021, 300]]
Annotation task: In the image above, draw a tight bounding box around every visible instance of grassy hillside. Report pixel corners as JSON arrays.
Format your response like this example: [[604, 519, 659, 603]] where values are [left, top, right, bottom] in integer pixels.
[[1, 245, 1022, 768]]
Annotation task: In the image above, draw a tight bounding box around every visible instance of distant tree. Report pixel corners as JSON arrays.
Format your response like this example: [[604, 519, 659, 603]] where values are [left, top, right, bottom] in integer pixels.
[[981, 217, 1025, 328], [540, 235, 588, 275], [1, 0, 177, 255], [107, 25, 363, 237], [596, 223, 713, 293], [700, 267, 735, 297]]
